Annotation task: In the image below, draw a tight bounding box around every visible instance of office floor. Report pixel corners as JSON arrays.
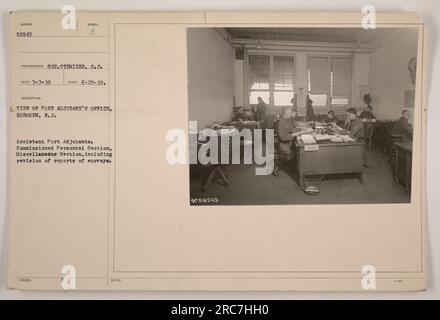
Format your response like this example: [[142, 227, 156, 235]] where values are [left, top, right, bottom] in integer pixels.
[[189, 146, 411, 205]]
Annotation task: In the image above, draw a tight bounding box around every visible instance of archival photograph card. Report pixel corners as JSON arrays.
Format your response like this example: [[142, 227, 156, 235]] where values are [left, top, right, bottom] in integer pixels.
[[187, 27, 418, 205], [7, 11, 427, 291]]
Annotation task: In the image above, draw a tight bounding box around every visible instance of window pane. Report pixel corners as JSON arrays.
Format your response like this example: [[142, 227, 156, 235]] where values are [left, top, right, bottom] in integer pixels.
[[331, 97, 349, 105], [332, 57, 352, 96], [274, 56, 294, 91], [274, 92, 295, 107], [248, 55, 270, 90], [308, 57, 329, 95], [249, 91, 270, 105], [309, 94, 328, 107]]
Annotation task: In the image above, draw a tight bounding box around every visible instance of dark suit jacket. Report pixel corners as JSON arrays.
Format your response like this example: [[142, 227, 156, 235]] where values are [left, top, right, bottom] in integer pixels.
[[392, 116, 413, 139], [277, 117, 301, 159], [348, 118, 364, 140]]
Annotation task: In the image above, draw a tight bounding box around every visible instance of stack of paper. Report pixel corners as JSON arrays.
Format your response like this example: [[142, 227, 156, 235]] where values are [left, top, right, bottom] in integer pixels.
[[301, 134, 316, 144], [315, 134, 331, 141], [340, 135, 355, 142]]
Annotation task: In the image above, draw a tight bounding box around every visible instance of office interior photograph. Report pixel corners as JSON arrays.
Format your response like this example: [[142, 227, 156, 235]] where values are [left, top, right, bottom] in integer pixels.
[[187, 27, 418, 205]]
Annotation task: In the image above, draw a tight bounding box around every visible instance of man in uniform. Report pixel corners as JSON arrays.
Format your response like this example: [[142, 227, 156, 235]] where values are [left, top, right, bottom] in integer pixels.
[[274, 107, 310, 176], [345, 108, 364, 140], [392, 109, 413, 140]]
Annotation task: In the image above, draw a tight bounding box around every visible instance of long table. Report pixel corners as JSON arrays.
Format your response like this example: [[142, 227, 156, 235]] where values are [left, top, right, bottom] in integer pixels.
[[295, 139, 365, 186]]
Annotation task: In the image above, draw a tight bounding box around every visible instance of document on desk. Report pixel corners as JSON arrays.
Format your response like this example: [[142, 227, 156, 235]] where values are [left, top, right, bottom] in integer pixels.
[[7, 11, 427, 291]]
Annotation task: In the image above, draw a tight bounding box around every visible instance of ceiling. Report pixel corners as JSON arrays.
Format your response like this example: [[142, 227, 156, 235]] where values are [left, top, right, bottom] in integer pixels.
[[225, 27, 402, 45]]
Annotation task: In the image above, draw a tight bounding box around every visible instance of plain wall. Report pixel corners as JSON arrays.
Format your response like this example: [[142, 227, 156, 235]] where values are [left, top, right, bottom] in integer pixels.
[[370, 29, 419, 120], [187, 28, 234, 128]]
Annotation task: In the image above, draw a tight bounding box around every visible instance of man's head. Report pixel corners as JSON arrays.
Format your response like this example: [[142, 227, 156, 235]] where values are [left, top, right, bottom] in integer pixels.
[[257, 97, 264, 104], [328, 110, 335, 119], [282, 106, 296, 119], [346, 108, 357, 120], [402, 109, 410, 120]]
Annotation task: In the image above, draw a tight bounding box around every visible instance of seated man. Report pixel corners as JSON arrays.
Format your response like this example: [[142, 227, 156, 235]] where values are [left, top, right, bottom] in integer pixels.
[[392, 109, 413, 140], [359, 105, 376, 120], [233, 107, 251, 121], [345, 108, 364, 140], [325, 110, 337, 124], [274, 107, 311, 176]]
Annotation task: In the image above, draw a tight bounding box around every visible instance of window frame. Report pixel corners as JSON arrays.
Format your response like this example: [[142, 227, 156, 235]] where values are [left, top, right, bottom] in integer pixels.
[[247, 54, 271, 106], [306, 53, 353, 112], [330, 56, 353, 108], [273, 55, 296, 108], [245, 51, 297, 111], [307, 54, 331, 109]]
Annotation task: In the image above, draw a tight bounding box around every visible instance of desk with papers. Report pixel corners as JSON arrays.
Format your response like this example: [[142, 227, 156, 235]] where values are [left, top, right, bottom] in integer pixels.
[[295, 137, 365, 186]]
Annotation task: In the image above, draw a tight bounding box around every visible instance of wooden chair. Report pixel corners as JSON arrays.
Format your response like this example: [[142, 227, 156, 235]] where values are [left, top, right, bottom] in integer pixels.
[[272, 119, 282, 176], [388, 134, 407, 168]]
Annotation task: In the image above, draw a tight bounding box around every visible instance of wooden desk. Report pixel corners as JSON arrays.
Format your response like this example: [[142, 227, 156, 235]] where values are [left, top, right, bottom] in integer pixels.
[[295, 140, 365, 185], [394, 142, 412, 193]]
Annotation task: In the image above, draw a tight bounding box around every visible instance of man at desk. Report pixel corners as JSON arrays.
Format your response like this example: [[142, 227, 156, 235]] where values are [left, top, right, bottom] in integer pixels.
[[392, 109, 413, 140], [274, 107, 311, 176], [345, 108, 364, 140], [233, 107, 251, 121], [325, 110, 337, 124]]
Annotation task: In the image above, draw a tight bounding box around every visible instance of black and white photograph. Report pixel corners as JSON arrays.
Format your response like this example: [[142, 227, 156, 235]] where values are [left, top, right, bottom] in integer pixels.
[[188, 27, 418, 205], [2, 4, 437, 298]]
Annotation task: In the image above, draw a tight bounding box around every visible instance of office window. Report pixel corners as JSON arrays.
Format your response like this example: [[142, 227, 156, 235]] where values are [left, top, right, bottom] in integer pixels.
[[247, 54, 295, 108], [273, 56, 295, 107], [331, 57, 352, 106], [308, 56, 352, 108], [308, 56, 330, 107], [248, 55, 270, 105]]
